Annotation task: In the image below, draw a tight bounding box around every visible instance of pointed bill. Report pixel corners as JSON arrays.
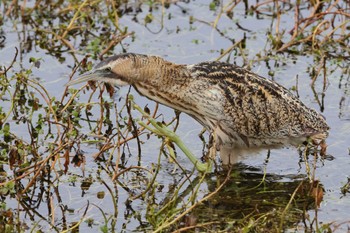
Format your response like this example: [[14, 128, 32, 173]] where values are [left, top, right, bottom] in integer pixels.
[[65, 68, 129, 87], [65, 71, 99, 86]]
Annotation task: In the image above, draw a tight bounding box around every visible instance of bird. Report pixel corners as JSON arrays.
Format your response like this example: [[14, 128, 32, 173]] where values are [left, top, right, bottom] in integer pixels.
[[66, 53, 329, 165]]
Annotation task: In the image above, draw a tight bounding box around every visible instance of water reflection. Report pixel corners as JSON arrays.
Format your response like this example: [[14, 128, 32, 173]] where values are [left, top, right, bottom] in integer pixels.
[[186, 163, 322, 231]]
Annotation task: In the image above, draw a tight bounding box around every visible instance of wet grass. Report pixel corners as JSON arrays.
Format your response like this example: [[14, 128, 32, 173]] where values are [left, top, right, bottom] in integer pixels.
[[0, 0, 350, 232]]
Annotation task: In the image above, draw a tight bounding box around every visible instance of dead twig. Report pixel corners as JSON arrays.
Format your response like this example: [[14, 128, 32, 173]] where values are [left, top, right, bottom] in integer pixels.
[[0, 47, 18, 76]]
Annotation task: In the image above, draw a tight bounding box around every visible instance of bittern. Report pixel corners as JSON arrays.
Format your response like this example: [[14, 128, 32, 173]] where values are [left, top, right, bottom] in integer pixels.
[[66, 53, 329, 165]]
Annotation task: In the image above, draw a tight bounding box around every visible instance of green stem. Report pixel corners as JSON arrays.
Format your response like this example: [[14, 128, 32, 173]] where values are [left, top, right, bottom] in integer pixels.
[[132, 101, 212, 173]]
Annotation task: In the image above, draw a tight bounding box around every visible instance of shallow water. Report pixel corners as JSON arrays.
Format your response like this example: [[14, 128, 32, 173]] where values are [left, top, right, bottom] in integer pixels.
[[0, 0, 349, 232]]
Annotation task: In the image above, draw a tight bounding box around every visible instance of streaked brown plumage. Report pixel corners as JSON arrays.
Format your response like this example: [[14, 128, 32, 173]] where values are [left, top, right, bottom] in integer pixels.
[[66, 53, 329, 164]]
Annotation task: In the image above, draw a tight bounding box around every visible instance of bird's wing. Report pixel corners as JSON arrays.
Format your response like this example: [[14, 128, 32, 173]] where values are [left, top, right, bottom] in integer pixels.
[[188, 61, 328, 140]]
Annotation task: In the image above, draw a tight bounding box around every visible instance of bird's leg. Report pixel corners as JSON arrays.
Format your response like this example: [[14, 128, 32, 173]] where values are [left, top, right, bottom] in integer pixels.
[[131, 99, 212, 173], [219, 147, 239, 165]]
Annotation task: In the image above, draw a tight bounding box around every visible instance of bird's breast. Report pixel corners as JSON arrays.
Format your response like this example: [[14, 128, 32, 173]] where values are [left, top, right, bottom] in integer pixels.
[[133, 81, 205, 119]]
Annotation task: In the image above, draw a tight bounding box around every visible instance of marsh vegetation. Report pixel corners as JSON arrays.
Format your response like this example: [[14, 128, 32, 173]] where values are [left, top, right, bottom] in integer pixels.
[[0, 0, 350, 232]]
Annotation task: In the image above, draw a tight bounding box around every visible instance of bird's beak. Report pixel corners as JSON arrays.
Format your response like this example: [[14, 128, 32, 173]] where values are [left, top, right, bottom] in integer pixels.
[[65, 70, 102, 86]]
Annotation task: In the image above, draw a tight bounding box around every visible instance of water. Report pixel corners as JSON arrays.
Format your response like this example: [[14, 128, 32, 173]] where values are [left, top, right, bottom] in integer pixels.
[[0, 0, 349, 232]]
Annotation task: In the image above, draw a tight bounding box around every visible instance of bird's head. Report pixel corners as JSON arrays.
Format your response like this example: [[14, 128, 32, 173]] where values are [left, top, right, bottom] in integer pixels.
[[66, 53, 149, 87]]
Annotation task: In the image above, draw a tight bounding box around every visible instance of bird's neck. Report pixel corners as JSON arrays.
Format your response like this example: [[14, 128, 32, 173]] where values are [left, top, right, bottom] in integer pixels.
[[131, 56, 190, 93], [127, 55, 217, 128], [129, 56, 195, 112]]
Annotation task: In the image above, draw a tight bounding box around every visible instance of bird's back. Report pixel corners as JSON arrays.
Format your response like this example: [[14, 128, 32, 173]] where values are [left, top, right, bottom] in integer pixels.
[[187, 61, 329, 148]]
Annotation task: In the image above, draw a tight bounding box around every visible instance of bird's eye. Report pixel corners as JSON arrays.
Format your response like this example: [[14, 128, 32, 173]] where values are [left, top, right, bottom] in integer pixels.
[[105, 67, 112, 72]]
